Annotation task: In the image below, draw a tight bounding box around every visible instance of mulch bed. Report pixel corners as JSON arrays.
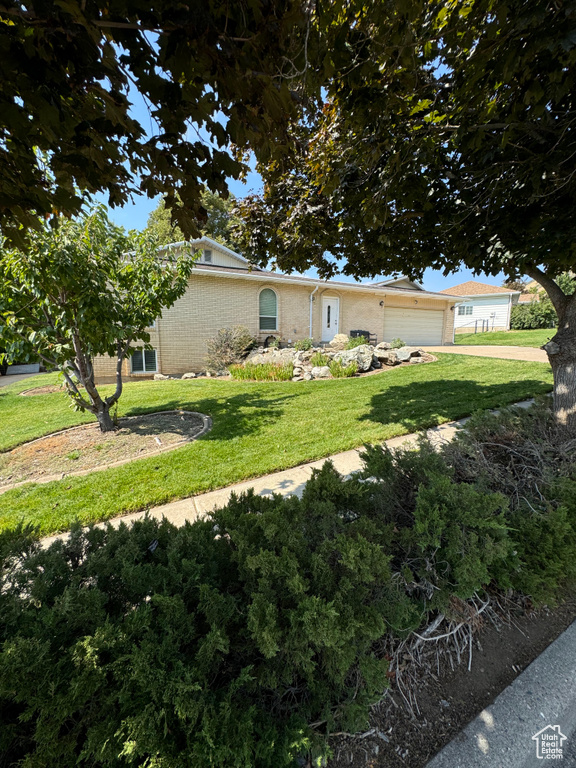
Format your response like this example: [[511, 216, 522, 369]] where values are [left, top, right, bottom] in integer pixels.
[[327, 598, 576, 768], [0, 411, 208, 489]]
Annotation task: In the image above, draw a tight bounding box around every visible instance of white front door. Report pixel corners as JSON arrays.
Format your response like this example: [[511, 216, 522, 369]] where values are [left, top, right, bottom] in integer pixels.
[[321, 297, 340, 342]]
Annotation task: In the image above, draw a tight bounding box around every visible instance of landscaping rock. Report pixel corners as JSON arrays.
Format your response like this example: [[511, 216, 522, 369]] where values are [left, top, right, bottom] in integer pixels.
[[334, 344, 374, 372], [376, 349, 399, 366], [303, 373, 313, 381], [375, 341, 392, 350], [181, 372, 196, 379], [154, 373, 170, 380], [371, 355, 382, 369], [311, 366, 332, 379], [396, 346, 419, 362], [292, 376, 304, 382], [247, 348, 294, 366], [328, 333, 349, 350]]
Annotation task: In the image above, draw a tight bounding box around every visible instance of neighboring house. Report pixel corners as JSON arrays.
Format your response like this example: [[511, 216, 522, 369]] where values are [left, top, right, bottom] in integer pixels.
[[93, 237, 459, 380], [439, 281, 521, 333]]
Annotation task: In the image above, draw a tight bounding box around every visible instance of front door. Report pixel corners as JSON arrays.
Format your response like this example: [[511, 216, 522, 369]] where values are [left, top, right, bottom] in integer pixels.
[[321, 297, 340, 342]]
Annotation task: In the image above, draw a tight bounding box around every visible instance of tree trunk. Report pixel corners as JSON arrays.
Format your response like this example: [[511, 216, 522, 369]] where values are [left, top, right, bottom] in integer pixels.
[[96, 406, 116, 433], [544, 294, 576, 431]]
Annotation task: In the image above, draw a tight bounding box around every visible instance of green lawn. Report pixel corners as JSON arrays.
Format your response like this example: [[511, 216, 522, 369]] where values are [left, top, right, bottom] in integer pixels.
[[0, 353, 553, 535], [455, 329, 555, 347]]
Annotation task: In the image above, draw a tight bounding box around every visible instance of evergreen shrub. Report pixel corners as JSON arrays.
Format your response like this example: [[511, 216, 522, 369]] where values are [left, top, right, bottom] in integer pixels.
[[1, 402, 575, 767], [0, 472, 397, 768]]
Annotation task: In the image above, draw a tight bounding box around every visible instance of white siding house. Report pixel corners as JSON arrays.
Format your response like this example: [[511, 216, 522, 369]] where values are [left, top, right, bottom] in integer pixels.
[[439, 281, 521, 334]]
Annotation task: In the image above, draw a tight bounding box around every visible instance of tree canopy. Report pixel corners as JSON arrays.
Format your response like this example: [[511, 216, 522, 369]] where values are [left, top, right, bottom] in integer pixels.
[[146, 190, 241, 249], [237, 0, 576, 427], [0, 0, 313, 244], [0, 206, 194, 430]]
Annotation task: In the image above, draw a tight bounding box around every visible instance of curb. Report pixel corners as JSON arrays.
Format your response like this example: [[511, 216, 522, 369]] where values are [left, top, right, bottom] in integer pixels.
[[425, 620, 576, 767]]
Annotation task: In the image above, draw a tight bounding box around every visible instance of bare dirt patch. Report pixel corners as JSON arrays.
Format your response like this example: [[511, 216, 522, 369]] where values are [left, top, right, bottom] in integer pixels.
[[20, 384, 65, 396], [0, 410, 209, 489], [327, 598, 576, 768]]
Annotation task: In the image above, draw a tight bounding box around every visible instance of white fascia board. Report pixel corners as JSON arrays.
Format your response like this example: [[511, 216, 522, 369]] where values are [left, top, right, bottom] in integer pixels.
[[374, 275, 425, 290], [459, 292, 522, 299], [191, 267, 453, 301], [161, 236, 250, 264]]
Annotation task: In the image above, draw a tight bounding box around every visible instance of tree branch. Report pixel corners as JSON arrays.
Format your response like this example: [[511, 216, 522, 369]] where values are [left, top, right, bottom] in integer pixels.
[[60, 366, 94, 413], [523, 264, 568, 315], [105, 340, 130, 408]]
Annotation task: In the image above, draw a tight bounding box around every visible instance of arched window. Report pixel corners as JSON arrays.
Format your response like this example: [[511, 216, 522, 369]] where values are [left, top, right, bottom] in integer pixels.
[[259, 288, 278, 331]]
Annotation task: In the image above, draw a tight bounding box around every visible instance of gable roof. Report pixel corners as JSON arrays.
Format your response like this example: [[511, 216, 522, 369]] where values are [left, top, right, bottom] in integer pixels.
[[162, 236, 251, 266], [439, 280, 520, 297], [371, 276, 424, 291]]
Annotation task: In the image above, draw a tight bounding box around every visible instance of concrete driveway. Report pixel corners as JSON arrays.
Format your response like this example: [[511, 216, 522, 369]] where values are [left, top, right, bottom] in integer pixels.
[[426, 345, 549, 364], [0, 372, 43, 388]]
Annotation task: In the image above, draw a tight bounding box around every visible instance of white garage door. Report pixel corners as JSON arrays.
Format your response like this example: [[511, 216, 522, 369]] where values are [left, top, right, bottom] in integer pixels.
[[383, 308, 445, 346]]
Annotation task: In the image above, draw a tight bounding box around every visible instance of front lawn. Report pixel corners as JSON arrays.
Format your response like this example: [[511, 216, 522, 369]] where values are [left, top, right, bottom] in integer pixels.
[[455, 329, 555, 347], [0, 353, 553, 535]]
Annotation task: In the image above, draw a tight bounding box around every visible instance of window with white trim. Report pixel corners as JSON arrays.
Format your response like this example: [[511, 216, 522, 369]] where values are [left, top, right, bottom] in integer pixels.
[[203, 249, 212, 263], [458, 305, 473, 316], [131, 349, 158, 373], [259, 288, 278, 331]]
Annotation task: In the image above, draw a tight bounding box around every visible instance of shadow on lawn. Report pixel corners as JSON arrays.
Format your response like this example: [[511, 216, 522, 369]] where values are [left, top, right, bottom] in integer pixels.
[[363, 378, 549, 432], [124, 390, 298, 442]]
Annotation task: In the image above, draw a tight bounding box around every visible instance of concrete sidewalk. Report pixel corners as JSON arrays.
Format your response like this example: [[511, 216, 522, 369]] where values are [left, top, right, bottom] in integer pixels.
[[41, 416, 468, 548], [41, 398, 537, 549], [426, 345, 549, 363], [426, 619, 576, 767]]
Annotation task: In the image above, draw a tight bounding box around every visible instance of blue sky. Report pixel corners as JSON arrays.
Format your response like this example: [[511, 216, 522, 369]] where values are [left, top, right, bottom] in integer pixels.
[[100, 88, 506, 294]]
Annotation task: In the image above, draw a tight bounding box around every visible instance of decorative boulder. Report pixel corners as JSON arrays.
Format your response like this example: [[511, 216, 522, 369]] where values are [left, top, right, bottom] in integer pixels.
[[376, 349, 398, 366], [371, 355, 382, 369], [181, 372, 196, 379], [247, 348, 294, 366], [375, 341, 392, 351], [334, 344, 375, 372], [328, 333, 349, 350], [154, 373, 170, 380], [396, 346, 419, 362], [311, 366, 332, 379]]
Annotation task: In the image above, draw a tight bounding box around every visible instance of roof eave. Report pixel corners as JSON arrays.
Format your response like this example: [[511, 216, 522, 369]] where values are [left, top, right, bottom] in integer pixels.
[[191, 266, 453, 300]]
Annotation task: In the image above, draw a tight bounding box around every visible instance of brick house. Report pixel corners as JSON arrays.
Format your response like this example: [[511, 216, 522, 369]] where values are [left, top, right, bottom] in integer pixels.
[[93, 237, 458, 380]]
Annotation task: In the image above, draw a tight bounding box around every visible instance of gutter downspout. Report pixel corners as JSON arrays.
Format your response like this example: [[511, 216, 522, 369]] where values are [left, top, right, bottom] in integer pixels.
[[506, 293, 513, 330], [309, 287, 319, 339]]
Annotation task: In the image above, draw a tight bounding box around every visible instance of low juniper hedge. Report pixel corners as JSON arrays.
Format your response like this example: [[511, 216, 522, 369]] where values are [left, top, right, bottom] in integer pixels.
[[1, 401, 575, 767]]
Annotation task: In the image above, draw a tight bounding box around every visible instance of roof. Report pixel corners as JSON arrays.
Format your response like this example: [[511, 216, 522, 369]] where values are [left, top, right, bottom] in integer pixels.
[[161, 236, 251, 264], [191, 263, 456, 301], [161, 238, 456, 300], [371, 275, 424, 291], [439, 280, 520, 297]]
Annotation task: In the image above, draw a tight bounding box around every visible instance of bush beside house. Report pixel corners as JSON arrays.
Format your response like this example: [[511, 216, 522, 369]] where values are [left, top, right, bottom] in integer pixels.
[[1, 402, 575, 768]]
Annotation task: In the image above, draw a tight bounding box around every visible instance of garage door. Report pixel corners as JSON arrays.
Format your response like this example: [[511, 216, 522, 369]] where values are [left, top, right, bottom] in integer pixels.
[[383, 308, 444, 346]]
